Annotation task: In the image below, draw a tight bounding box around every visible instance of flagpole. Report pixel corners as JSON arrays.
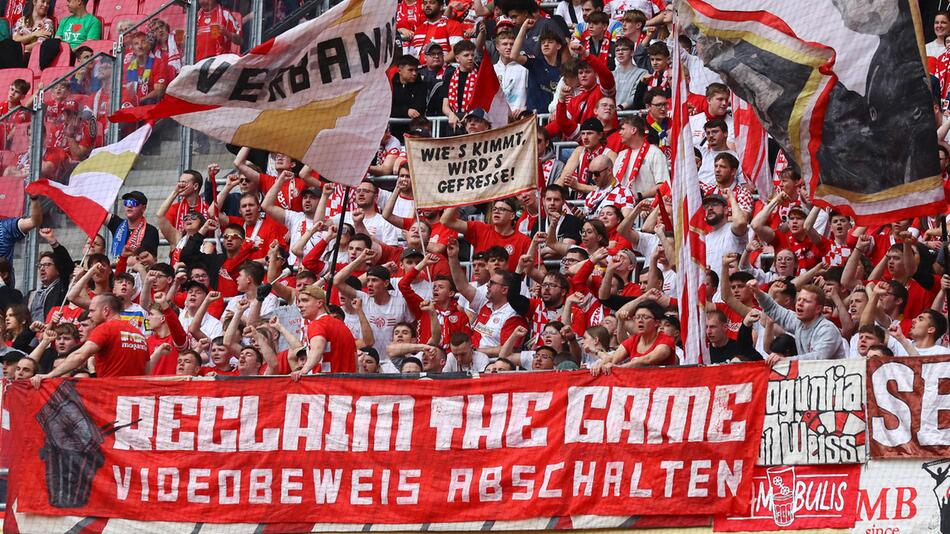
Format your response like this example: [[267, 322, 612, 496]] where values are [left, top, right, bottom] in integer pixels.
[[941, 216, 949, 332], [324, 186, 350, 297]]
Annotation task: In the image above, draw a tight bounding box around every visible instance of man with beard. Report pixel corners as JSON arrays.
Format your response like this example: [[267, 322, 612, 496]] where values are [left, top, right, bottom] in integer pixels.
[[703, 192, 749, 298], [336, 179, 400, 246], [750, 280, 846, 366], [408, 0, 464, 60], [699, 152, 753, 219], [527, 272, 586, 347], [220, 191, 287, 260]]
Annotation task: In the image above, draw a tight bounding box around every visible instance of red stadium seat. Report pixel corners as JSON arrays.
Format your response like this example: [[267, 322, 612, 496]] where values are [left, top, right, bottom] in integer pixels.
[[107, 13, 145, 39], [0, 68, 36, 103], [82, 39, 115, 56], [27, 41, 71, 71], [0, 150, 16, 170], [53, 0, 71, 23], [7, 127, 29, 156], [140, 0, 176, 16], [38, 66, 74, 89], [96, 0, 140, 19]]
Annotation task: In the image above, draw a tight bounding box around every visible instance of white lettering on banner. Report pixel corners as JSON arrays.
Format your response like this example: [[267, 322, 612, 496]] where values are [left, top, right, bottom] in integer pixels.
[[869, 360, 950, 450], [112, 385, 751, 453], [113, 394, 416, 452], [564, 384, 751, 444], [109, 461, 741, 506], [758, 360, 866, 465]]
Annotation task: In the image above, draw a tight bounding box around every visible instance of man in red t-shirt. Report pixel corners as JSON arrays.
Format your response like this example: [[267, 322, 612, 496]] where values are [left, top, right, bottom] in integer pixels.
[[441, 198, 531, 272], [293, 285, 358, 379], [222, 192, 287, 260], [753, 201, 828, 272], [30, 294, 149, 387], [195, 0, 241, 60], [234, 147, 318, 212]]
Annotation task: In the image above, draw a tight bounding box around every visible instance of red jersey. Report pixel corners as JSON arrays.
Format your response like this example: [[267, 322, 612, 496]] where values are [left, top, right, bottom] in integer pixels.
[[259, 173, 307, 212], [227, 214, 287, 260], [620, 332, 676, 367], [165, 197, 210, 232], [463, 220, 531, 272], [122, 55, 170, 106], [773, 230, 829, 271], [396, 0, 424, 31], [195, 5, 241, 60], [409, 16, 464, 57], [87, 319, 149, 377], [307, 314, 358, 373]]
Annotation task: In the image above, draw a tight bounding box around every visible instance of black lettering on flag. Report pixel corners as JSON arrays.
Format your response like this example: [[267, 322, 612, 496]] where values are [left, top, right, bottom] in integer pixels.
[[315, 38, 351, 84], [447, 160, 463, 175], [229, 68, 267, 102], [267, 68, 288, 102], [288, 54, 311, 93], [196, 60, 231, 94], [356, 28, 384, 73]]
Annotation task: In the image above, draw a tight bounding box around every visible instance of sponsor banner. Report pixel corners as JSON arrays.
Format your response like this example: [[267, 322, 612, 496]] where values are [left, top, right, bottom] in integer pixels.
[[405, 117, 538, 210], [759, 360, 867, 466], [714, 464, 861, 531], [6, 365, 768, 525], [867, 354, 950, 458], [854, 459, 950, 534]]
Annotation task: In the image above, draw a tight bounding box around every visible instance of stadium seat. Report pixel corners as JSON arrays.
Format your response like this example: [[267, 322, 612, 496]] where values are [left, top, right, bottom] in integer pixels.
[[140, 0, 177, 16], [53, 0, 71, 23], [107, 13, 145, 39], [7, 128, 29, 157], [0, 151, 17, 170], [82, 39, 116, 56], [27, 41, 71, 71], [38, 66, 74, 89], [96, 0, 140, 19], [0, 69, 37, 103]]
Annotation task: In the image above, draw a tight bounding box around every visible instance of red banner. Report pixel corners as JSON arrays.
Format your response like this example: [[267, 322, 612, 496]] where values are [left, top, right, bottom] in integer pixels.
[[866, 354, 950, 458], [6, 365, 768, 525], [713, 464, 861, 531]]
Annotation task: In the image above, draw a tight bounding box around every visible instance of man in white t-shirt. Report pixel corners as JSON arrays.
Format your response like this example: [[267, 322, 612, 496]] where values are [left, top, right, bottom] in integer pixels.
[[696, 118, 739, 185], [689, 83, 734, 148], [340, 180, 401, 246], [443, 331, 491, 372], [334, 252, 415, 361], [261, 171, 321, 266], [703, 191, 749, 300], [224, 262, 279, 321], [611, 115, 668, 196], [890, 310, 950, 356], [178, 281, 222, 339], [494, 30, 528, 111]]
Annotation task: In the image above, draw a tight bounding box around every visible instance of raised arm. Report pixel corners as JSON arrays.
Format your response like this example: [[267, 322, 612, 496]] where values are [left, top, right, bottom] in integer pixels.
[[332, 248, 376, 300], [440, 207, 469, 234], [751, 192, 780, 244], [260, 170, 292, 225], [156, 184, 183, 245], [233, 146, 262, 186], [446, 237, 477, 303], [17, 196, 42, 234], [510, 18, 533, 66]]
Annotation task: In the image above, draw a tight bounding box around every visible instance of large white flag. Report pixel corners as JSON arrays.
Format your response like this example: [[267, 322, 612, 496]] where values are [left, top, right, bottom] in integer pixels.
[[112, 0, 396, 186]]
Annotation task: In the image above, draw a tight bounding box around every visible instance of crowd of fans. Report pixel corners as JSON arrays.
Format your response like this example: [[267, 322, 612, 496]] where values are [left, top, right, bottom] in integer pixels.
[[0, 0, 948, 386]]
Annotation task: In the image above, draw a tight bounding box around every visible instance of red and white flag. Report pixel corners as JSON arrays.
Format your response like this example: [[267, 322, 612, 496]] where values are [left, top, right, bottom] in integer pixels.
[[732, 94, 770, 198], [671, 24, 709, 366], [111, 0, 396, 187], [469, 49, 511, 129], [26, 124, 151, 239]]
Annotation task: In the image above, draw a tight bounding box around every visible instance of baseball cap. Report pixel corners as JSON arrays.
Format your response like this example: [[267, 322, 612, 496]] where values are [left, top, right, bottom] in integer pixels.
[[787, 204, 808, 217], [299, 284, 327, 301], [425, 42, 444, 54], [181, 280, 209, 293], [702, 193, 727, 206], [122, 191, 148, 205], [579, 118, 604, 133], [464, 108, 490, 123], [401, 248, 424, 261], [366, 265, 392, 281], [301, 187, 320, 197], [556, 360, 579, 370], [496, 15, 515, 28]]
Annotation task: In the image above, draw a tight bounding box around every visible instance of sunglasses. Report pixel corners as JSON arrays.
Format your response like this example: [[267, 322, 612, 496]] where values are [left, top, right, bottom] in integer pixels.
[[123, 199, 142, 207]]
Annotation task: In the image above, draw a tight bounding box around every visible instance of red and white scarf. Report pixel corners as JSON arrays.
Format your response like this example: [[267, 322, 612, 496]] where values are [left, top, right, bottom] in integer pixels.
[[585, 34, 611, 65], [447, 67, 478, 114], [615, 141, 650, 188], [578, 144, 606, 186]]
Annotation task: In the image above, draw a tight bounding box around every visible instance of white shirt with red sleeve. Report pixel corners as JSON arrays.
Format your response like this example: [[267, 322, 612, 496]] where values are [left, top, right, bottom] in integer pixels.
[[468, 285, 527, 350]]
